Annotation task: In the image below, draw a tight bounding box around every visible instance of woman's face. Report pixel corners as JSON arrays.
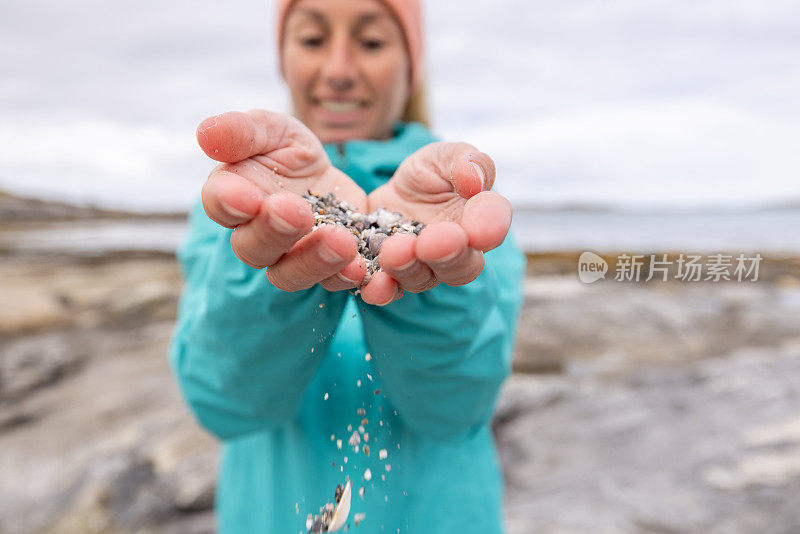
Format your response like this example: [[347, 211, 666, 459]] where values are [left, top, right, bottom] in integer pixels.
[[282, 0, 411, 144]]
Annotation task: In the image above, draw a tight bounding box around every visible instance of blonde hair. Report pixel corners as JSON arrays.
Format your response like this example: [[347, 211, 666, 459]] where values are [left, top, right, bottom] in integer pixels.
[[401, 74, 431, 127]]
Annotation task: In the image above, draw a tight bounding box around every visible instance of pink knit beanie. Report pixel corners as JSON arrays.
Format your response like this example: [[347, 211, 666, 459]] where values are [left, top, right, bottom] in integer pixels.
[[276, 0, 424, 91]]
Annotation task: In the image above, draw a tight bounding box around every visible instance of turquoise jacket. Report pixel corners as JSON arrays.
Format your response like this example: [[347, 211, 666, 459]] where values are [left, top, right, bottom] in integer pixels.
[[168, 122, 525, 533]]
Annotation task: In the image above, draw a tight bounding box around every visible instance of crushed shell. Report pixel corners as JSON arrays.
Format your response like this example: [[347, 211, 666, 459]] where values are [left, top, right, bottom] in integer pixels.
[[303, 191, 425, 279]]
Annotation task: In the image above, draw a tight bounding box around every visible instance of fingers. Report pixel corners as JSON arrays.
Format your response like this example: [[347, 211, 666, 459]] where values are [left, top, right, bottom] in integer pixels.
[[229, 193, 314, 268], [363, 219, 490, 302], [360, 271, 404, 306], [215, 186, 368, 289], [319, 256, 367, 292], [360, 220, 491, 303], [266, 225, 359, 292], [201, 169, 266, 228], [378, 233, 439, 293], [416, 222, 485, 286], [460, 191, 513, 252]]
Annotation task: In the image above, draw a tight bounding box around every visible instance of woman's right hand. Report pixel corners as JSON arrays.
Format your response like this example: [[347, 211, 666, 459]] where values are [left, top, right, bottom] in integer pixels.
[[197, 110, 368, 292]]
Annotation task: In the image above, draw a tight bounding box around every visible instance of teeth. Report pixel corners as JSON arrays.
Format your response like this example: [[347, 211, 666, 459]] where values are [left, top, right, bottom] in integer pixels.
[[319, 100, 360, 113]]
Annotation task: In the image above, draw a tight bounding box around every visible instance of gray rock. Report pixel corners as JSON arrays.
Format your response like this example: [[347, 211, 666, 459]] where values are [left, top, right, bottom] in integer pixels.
[[0, 320, 218, 534], [513, 276, 800, 375], [495, 340, 800, 534], [0, 331, 86, 402]]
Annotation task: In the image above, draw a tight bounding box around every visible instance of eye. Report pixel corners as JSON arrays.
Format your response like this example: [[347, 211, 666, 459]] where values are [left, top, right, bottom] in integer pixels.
[[361, 39, 385, 51], [300, 36, 324, 48]]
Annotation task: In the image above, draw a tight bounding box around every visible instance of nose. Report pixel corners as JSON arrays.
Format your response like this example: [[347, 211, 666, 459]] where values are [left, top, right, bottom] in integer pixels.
[[322, 36, 357, 92]]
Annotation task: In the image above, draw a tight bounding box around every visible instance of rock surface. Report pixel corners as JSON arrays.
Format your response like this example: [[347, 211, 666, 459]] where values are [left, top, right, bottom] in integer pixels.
[[497, 343, 800, 534], [514, 275, 800, 374]]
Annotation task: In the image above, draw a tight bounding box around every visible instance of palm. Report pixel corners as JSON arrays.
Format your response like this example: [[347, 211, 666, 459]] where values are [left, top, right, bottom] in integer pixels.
[[248, 151, 365, 212], [204, 112, 366, 211], [367, 142, 470, 224]]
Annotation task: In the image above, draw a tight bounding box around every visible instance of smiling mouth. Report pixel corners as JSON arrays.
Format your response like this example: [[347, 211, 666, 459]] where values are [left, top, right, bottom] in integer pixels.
[[312, 99, 369, 113]]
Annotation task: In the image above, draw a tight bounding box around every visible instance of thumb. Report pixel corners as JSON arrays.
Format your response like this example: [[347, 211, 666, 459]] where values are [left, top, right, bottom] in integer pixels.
[[449, 147, 496, 199], [196, 110, 323, 166]]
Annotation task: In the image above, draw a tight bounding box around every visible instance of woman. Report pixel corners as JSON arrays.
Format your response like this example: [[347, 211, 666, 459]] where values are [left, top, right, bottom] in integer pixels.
[[169, 0, 525, 532]]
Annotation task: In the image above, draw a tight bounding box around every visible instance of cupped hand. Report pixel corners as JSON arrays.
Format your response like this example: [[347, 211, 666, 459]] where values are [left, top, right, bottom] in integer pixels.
[[360, 142, 512, 306], [197, 110, 368, 291]]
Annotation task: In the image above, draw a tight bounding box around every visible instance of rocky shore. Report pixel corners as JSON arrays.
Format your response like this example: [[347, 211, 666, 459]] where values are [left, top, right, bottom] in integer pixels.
[[1, 199, 799, 533]]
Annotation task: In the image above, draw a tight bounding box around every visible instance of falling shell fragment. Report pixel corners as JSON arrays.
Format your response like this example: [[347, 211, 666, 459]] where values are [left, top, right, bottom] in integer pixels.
[[307, 479, 352, 533], [303, 191, 425, 277]]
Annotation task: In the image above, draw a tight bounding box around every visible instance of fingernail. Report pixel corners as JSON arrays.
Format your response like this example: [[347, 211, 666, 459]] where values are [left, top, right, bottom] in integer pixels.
[[384, 286, 403, 305], [470, 161, 486, 190], [220, 201, 250, 220], [434, 248, 461, 264], [394, 258, 416, 272], [319, 242, 346, 263], [270, 212, 301, 235], [337, 272, 359, 286]]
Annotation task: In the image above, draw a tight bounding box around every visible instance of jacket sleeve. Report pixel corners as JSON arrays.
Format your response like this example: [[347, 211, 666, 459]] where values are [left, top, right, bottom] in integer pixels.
[[168, 200, 348, 440], [359, 234, 525, 442]]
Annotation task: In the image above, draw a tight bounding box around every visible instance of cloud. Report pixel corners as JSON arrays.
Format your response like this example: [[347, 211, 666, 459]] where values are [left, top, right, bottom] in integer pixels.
[[0, 118, 204, 211], [462, 98, 800, 209]]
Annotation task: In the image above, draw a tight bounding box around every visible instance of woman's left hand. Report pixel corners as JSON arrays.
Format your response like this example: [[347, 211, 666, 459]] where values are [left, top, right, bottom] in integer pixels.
[[361, 142, 513, 306]]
